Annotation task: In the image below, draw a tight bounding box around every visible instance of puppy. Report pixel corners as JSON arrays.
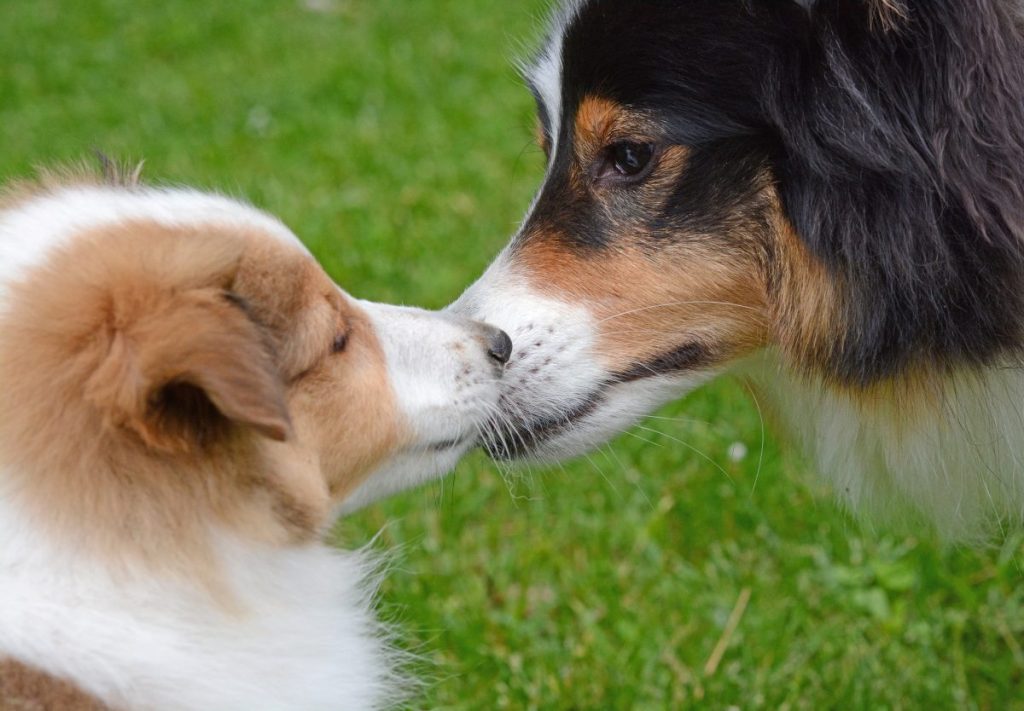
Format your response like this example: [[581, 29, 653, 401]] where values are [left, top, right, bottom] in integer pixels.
[[0, 168, 510, 709], [450, 0, 1024, 541]]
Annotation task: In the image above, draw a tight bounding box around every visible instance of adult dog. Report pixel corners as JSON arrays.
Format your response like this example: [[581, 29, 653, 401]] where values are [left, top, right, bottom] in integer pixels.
[[450, 0, 1024, 541]]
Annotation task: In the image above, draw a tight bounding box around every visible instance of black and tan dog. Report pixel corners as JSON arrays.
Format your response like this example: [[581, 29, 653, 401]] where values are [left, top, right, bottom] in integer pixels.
[[450, 0, 1024, 541]]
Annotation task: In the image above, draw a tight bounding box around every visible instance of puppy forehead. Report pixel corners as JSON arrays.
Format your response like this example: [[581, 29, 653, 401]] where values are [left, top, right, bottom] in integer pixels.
[[0, 185, 307, 293], [235, 232, 333, 307]]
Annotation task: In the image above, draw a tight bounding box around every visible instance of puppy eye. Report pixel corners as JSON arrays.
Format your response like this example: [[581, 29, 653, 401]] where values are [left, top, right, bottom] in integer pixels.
[[332, 333, 349, 354], [598, 141, 656, 182]]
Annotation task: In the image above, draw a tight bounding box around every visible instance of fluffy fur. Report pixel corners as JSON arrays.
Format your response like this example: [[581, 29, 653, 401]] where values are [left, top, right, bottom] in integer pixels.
[[450, 0, 1024, 540], [0, 170, 507, 708]]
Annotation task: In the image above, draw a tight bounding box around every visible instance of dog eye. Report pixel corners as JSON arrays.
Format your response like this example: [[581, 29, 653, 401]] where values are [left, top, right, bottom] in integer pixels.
[[614, 142, 652, 175], [332, 332, 349, 354], [598, 141, 656, 182]]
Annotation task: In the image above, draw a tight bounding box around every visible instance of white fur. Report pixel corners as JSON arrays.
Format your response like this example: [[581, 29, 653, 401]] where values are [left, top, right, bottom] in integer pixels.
[[341, 302, 504, 512], [515, 0, 592, 165], [527, 33, 564, 163], [0, 186, 303, 301], [749, 354, 1024, 541], [0, 498, 398, 710]]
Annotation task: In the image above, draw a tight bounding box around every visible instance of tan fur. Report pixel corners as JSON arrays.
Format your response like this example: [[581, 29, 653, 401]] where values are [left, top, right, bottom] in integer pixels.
[[514, 96, 772, 373], [287, 309, 402, 502], [0, 659, 111, 711], [868, 0, 908, 32], [573, 96, 622, 155], [232, 238, 347, 380], [767, 206, 938, 411], [0, 203, 401, 594], [526, 95, 918, 385], [516, 237, 769, 371], [535, 117, 551, 157], [767, 208, 845, 377], [0, 161, 143, 213], [572, 96, 667, 188], [229, 235, 403, 501]]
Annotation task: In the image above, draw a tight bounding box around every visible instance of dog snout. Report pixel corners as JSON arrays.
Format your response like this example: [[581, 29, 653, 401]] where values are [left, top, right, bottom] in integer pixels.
[[479, 323, 513, 366]]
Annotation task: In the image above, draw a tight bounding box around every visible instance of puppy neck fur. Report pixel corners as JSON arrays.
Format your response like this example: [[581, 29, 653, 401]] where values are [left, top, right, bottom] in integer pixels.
[[0, 496, 402, 710]]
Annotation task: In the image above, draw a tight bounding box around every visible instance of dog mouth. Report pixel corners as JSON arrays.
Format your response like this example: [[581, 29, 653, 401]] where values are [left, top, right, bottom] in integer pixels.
[[428, 433, 477, 452], [483, 390, 606, 460], [399, 430, 479, 458], [483, 341, 708, 460]]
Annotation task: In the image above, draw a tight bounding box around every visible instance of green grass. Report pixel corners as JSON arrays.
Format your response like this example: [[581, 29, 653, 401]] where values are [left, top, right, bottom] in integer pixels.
[[3, 1, 1022, 708]]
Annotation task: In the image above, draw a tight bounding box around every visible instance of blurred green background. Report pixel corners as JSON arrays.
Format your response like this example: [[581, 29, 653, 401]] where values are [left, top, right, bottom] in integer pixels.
[[2, 1, 1022, 708]]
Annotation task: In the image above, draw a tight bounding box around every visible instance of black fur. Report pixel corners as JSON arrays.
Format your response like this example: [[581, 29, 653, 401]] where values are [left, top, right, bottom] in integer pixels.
[[532, 0, 1024, 383], [613, 341, 710, 381], [770, 0, 1024, 382]]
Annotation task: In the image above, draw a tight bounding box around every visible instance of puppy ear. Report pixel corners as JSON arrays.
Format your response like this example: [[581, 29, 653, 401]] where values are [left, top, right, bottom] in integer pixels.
[[85, 288, 292, 452]]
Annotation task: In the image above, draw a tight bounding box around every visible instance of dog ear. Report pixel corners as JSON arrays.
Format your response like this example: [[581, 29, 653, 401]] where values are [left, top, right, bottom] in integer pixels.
[[767, 0, 1024, 382], [85, 288, 292, 452]]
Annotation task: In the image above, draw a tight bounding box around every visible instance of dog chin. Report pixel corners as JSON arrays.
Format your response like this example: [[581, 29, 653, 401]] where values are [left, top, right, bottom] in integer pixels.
[[337, 434, 479, 515], [482, 372, 711, 463]]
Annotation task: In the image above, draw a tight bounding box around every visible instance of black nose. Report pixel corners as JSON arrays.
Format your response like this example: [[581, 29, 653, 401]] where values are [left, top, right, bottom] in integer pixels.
[[484, 326, 513, 365]]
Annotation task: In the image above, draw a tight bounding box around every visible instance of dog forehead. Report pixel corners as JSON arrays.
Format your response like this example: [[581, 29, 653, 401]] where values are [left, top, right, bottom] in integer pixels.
[[528, 0, 789, 143]]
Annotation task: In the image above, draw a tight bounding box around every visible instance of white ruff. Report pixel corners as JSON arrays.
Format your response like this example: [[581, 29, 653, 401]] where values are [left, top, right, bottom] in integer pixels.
[[748, 353, 1024, 542], [0, 498, 399, 710]]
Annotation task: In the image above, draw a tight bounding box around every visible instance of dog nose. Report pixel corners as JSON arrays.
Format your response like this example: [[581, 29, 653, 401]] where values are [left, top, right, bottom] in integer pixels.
[[483, 325, 513, 365]]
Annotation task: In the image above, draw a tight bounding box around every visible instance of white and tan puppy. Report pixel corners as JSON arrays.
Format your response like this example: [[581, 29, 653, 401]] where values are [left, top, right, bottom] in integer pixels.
[[0, 169, 510, 710]]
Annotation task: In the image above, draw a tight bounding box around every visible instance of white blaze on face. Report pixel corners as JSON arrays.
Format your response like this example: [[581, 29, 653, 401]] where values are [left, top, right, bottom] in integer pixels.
[[450, 253, 602, 418], [520, 0, 593, 166], [338, 303, 504, 513], [530, 32, 564, 164]]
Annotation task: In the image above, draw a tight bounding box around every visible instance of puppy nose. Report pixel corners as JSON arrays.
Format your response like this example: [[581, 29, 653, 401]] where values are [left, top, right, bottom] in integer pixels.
[[483, 325, 513, 365]]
